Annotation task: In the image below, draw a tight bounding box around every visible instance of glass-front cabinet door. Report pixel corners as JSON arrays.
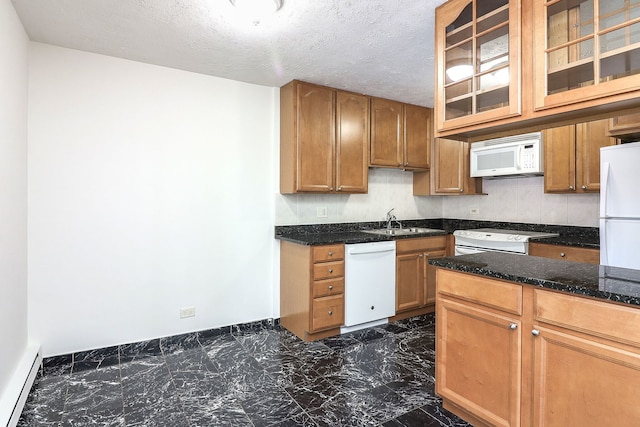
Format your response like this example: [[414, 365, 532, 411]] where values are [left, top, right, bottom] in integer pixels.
[[435, 0, 521, 133], [534, 0, 640, 110]]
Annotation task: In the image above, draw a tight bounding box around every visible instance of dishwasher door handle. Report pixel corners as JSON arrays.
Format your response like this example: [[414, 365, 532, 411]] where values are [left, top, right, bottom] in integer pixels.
[[347, 244, 396, 256]]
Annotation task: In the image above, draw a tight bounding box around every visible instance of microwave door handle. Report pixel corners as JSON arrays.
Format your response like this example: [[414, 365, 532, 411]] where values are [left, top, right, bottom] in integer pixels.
[[516, 145, 523, 170]]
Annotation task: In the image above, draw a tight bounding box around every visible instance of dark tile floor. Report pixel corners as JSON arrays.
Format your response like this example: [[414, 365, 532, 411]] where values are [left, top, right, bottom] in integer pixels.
[[18, 313, 471, 426]]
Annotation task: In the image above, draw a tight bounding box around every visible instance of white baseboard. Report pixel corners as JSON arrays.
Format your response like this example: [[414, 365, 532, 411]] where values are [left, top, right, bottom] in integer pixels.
[[0, 344, 41, 427]]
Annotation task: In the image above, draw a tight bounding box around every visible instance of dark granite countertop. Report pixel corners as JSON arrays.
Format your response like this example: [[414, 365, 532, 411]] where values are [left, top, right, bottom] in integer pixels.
[[429, 252, 640, 307], [275, 219, 448, 245], [529, 235, 600, 249], [275, 219, 600, 248]]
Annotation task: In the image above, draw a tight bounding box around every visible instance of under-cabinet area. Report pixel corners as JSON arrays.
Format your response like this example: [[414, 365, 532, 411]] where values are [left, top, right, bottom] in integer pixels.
[[432, 255, 640, 427]]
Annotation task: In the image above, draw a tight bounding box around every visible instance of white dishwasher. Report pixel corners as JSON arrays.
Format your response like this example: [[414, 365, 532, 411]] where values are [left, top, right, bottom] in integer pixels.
[[341, 241, 396, 334]]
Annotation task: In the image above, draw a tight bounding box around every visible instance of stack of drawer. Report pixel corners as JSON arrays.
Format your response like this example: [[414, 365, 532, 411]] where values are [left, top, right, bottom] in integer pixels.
[[311, 244, 345, 332], [280, 241, 346, 341]]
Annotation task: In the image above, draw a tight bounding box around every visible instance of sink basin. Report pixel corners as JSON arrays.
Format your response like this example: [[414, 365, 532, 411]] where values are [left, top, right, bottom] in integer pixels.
[[362, 227, 444, 236]]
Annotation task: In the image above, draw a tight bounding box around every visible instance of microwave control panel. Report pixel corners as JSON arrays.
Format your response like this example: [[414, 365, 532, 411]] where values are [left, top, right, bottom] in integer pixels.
[[522, 144, 537, 170]]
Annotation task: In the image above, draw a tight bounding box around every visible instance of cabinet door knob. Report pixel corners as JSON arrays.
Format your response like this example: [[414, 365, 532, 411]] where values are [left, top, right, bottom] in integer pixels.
[[329, 187, 334, 191], [460, 189, 464, 192], [337, 186, 343, 191], [425, 253, 430, 257], [328, 251, 333, 256], [560, 252, 566, 257], [328, 310, 333, 316], [581, 185, 587, 190], [569, 185, 575, 190], [509, 323, 517, 330], [532, 329, 540, 337], [328, 285, 333, 290], [418, 254, 423, 258], [328, 268, 333, 273]]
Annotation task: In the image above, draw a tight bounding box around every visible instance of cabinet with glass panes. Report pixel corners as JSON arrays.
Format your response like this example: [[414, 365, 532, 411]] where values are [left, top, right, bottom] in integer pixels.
[[534, 0, 640, 110], [434, 0, 521, 132]]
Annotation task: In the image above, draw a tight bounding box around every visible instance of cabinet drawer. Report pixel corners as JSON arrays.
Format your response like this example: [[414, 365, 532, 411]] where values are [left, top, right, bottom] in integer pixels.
[[312, 278, 344, 298], [396, 236, 447, 253], [534, 290, 640, 346], [311, 295, 344, 331], [529, 243, 599, 264], [313, 244, 344, 262], [313, 261, 344, 280], [437, 269, 523, 315]]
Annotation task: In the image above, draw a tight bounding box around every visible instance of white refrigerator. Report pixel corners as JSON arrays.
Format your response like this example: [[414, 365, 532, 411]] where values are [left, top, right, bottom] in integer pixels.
[[600, 142, 640, 270]]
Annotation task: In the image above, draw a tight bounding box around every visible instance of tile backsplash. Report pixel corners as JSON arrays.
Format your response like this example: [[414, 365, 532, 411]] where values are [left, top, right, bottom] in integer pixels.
[[275, 170, 599, 228], [443, 176, 599, 227]]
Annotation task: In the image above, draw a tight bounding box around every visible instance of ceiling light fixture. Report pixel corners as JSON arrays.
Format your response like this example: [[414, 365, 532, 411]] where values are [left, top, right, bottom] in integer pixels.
[[230, 0, 283, 25]]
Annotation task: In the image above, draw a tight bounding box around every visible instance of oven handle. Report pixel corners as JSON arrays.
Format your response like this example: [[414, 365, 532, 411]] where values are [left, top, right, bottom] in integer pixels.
[[455, 246, 486, 256]]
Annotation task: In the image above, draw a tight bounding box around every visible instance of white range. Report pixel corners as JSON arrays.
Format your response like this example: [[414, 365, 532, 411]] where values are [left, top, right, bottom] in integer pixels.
[[453, 228, 559, 256]]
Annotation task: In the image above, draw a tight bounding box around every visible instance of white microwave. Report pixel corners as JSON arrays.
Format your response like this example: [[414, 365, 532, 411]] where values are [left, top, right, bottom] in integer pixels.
[[470, 132, 544, 178]]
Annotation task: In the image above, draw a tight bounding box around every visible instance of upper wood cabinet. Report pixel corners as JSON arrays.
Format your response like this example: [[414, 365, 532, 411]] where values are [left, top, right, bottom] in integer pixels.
[[414, 138, 482, 195], [434, 0, 521, 133], [608, 112, 640, 141], [543, 119, 617, 193], [370, 98, 432, 170], [280, 80, 369, 194], [434, 0, 640, 140], [533, 0, 640, 111]]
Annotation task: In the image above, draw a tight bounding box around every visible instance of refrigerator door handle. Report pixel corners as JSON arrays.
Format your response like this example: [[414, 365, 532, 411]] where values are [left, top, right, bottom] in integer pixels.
[[600, 161, 610, 219], [600, 219, 608, 266]]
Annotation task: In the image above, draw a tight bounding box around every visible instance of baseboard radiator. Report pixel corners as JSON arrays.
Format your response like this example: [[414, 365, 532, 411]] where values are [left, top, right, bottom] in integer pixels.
[[0, 345, 41, 427]]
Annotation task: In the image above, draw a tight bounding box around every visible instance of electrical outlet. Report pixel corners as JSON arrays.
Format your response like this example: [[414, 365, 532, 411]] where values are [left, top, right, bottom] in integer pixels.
[[470, 207, 480, 215], [317, 207, 328, 218], [179, 307, 196, 319]]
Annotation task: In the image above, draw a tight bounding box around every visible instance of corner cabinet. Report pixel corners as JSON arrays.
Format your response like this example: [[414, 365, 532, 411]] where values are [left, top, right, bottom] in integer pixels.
[[370, 98, 432, 171], [394, 236, 448, 319], [533, 0, 640, 111], [543, 119, 617, 193], [434, 0, 521, 133], [280, 80, 369, 194], [413, 138, 483, 195]]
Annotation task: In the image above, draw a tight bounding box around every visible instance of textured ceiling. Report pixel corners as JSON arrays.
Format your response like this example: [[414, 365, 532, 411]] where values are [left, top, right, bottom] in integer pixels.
[[11, 0, 447, 107]]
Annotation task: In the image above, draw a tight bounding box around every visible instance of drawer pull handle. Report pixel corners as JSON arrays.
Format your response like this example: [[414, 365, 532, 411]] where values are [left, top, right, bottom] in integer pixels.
[[328, 285, 333, 290], [509, 323, 517, 330], [328, 310, 333, 316], [532, 329, 540, 337], [328, 251, 334, 256], [560, 253, 566, 257], [328, 269, 333, 273]]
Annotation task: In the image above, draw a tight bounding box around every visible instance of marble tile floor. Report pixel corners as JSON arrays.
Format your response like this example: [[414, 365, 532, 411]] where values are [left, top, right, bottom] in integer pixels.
[[18, 313, 471, 426]]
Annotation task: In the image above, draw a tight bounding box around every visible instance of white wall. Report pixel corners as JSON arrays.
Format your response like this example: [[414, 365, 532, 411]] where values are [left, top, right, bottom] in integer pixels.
[[0, 0, 29, 404], [28, 44, 276, 357], [443, 176, 599, 227], [275, 168, 443, 225]]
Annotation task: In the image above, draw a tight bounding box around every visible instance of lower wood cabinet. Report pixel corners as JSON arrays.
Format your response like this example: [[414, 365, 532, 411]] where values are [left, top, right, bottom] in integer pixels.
[[436, 268, 640, 427], [528, 242, 599, 264], [395, 236, 447, 318], [280, 242, 345, 341]]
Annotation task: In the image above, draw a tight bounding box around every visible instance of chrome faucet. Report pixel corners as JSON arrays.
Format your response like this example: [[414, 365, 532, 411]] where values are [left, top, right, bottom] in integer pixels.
[[385, 208, 402, 230]]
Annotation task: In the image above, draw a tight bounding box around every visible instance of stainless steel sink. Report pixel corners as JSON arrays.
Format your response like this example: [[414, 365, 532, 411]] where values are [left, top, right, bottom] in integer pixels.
[[362, 227, 444, 236]]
